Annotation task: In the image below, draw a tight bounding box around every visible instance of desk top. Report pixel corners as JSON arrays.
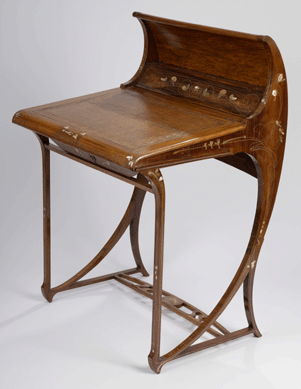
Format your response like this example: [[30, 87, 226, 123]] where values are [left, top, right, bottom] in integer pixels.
[[12, 87, 245, 171], [12, 12, 287, 176]]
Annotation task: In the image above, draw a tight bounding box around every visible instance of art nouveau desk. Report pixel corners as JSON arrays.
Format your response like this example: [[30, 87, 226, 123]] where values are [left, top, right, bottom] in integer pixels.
[[12, 13, 287, 373]]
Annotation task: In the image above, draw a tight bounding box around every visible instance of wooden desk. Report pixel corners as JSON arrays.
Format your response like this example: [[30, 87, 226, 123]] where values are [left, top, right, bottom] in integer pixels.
[[12, 12, 288, 373]]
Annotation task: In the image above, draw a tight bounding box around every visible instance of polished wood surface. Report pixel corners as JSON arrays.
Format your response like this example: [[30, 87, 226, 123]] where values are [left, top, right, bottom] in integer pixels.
[[12, 12, 287, 374], [12, 87, 245, 172], [139, 19, 270, 86]]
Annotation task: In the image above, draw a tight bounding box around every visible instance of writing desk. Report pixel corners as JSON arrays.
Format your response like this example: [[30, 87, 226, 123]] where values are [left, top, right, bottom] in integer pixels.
[[12, 12, 288, 373]]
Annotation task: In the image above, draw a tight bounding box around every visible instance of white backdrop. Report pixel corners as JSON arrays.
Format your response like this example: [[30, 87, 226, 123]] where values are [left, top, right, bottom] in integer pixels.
[[1, 0, 300, 388]]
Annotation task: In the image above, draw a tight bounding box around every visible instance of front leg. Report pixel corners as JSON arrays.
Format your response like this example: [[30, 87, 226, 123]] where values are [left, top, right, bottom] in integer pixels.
[[35, 134, 54, 302], [142, 169, 166, 374]]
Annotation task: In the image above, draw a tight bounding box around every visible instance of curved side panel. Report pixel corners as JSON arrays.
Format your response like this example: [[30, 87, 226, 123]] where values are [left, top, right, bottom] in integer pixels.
[[132, 13, 271, 87], [121, 16, 158, 89]]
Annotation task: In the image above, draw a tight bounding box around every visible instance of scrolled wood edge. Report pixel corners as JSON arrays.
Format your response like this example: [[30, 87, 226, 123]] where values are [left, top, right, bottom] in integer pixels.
[[121, 15, 159, 89], [120, 19, 149, 89]]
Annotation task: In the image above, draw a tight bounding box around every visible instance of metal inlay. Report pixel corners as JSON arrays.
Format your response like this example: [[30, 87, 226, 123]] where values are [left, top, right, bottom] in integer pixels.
[[277, 122, 285, 136], [276, 121, 282, 127]]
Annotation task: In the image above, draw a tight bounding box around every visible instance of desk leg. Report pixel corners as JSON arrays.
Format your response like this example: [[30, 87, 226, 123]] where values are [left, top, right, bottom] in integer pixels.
[[243, 150, 281, 338], [140, 145, 284, 373], [130, 178, 149, 277], [35, 134, 54, 302], [34, 136, 149, 302], [143, 169, 165, 374]]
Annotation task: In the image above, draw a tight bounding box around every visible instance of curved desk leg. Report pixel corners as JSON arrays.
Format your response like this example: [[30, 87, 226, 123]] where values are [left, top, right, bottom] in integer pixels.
[[142, 169, 165, 374], [130, 175, 149, 277], [243, 269, 262, 338], [243, 149, 281, 338], [35, 134, 149, 302], [140, 146, 283, 373], [242, 154, 266, 339]]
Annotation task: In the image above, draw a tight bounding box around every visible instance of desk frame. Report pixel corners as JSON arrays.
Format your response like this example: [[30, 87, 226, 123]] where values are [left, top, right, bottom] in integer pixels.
[[36, 128, 277, 374]]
